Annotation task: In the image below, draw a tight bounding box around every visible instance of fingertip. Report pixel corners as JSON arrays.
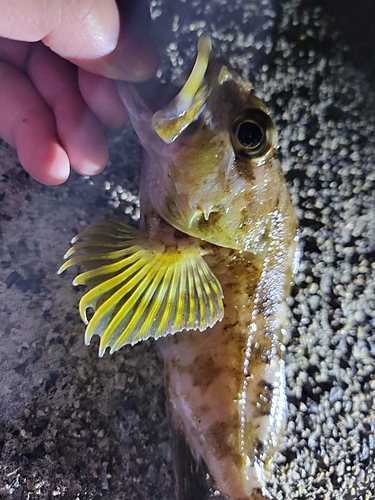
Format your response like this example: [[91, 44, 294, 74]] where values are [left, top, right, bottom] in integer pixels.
[[14, 108, 70, 185], [35, 147, 71, 185], [124, 34, 160, 83], [19, 142, 70, 185], [98, 32, 160, 82], [115, 0, 160, 82], [42, 0, 121, 61], [71, 136, 109, 177], [69, 0, 160, 82], [73, 160, 108, 177], [53, 94, 110, 177]]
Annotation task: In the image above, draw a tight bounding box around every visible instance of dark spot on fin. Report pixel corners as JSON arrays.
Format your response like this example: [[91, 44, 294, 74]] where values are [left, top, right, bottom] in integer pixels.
[[170, 416, 226, 500]]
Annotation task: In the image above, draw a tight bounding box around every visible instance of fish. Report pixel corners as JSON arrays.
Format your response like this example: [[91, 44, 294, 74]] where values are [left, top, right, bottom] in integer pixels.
[[58, 35, 299, 500]]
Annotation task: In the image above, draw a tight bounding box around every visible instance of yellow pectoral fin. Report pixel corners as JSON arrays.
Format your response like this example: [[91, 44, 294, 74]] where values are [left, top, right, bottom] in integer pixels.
[[58, 220, 224, 356]]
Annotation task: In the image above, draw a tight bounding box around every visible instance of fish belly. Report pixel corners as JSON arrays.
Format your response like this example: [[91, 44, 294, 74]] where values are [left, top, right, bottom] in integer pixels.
[[158, 252, 292, 500]]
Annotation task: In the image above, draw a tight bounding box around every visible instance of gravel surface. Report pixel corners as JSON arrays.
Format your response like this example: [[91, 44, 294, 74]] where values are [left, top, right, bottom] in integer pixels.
[[0, 0, 374, 499]]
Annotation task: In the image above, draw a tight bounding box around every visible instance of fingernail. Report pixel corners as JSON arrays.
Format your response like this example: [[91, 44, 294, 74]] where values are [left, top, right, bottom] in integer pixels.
[[78, 160, 106, 176]]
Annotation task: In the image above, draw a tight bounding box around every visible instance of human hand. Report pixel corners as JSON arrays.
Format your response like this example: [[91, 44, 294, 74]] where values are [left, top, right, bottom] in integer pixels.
[[0, 0, 159, 185]]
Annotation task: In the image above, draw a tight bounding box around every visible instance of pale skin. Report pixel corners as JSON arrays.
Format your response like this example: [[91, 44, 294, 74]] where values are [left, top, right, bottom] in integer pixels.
[[0, 0, 159, 185]]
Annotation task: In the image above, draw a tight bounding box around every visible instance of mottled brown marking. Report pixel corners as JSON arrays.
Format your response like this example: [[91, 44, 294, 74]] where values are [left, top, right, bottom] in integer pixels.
[[206, 420, 242, 466], [195, 403, 211, 421], [222, 321, 239, 332], [253, 438, 265, 456], [233, 156, 256, 181], [252, 399, 272, 420], [188, 353, 223, 390]]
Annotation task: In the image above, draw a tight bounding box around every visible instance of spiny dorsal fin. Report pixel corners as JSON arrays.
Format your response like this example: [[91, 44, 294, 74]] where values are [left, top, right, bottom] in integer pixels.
[[58, 220, 223, 356]]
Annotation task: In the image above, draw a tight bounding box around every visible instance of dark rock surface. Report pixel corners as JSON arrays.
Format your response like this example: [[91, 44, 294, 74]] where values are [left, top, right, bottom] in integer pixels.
[[0, 0, 374, 499]]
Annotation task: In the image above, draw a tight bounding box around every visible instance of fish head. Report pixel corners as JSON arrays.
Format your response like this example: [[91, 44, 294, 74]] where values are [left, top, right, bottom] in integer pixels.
[[126, 35, 292, 253]]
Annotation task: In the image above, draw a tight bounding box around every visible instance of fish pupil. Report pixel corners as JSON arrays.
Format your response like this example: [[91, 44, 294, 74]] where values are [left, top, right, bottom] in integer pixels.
[[237, 121, 263, 148]]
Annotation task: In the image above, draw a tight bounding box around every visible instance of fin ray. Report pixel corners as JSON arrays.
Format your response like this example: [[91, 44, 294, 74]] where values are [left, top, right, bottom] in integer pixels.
[[59, 219, 224, 355]]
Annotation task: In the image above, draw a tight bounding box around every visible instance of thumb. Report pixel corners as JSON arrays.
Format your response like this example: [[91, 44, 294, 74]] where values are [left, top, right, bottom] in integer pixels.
[[0, 0, 158, 82], [46, 0, 159, 81]]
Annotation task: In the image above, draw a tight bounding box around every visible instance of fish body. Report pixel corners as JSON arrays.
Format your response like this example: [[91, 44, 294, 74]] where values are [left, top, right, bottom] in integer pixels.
[[159, 238, 293, 500], [60, 36, 298, 499]]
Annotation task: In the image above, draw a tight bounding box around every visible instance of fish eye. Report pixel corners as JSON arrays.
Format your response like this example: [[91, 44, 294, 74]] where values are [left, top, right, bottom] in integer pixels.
[[231, 108, 276, 161], [237, 121, 263, 149]]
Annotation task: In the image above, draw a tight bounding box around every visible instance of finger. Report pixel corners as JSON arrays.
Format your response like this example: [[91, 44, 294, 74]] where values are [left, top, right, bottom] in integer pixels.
[[0, 59, 70, 184], [0, 0, 119, 57], [78, 69, 128, 129], [0, 37, 129, 129], [69, 0, 160, 81], [15, 107, 71, 185], [0, 0, 158, 82], [27, 43, 109, 176], [0, 37, 31, 70]]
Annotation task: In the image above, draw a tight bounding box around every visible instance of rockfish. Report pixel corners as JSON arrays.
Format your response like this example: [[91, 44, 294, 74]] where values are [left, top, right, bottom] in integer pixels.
[[59, 35, 298, 500]]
